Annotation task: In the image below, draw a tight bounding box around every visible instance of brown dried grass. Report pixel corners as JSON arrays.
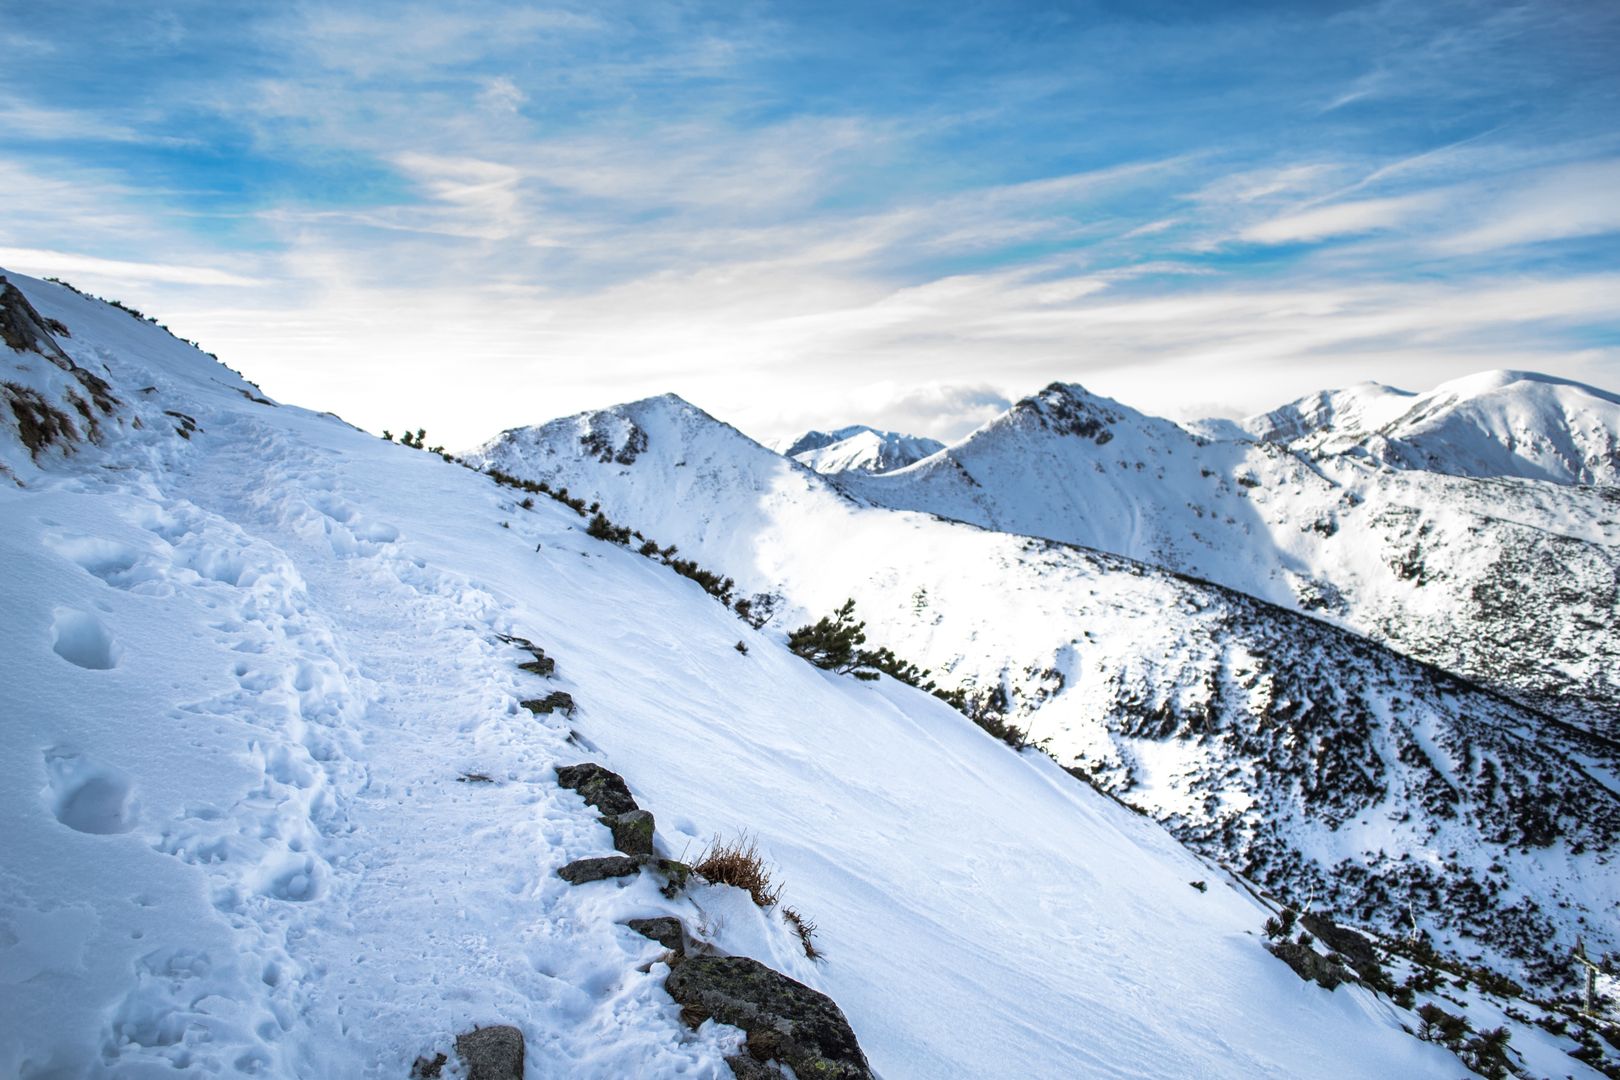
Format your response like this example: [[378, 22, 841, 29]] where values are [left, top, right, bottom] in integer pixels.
[[693, 832, 781, 908]]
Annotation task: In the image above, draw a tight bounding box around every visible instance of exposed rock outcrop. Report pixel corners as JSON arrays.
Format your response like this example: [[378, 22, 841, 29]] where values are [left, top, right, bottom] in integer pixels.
[[603, 808, 655, 856], [558, 855, 641, 884], [665, 955, 875, 1080], [522, 691, 575, 716], [455, 1025, 525, 1080], [626, 916, 686, 955], [555, 762, 638, 816]]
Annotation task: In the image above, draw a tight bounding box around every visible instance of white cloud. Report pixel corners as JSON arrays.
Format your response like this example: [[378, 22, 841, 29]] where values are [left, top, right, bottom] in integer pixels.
[[1241, 192, 1439, 244], [478, 77, 527, 114], [0, 247, 264, 287], [1438, 159, 1620, 252]]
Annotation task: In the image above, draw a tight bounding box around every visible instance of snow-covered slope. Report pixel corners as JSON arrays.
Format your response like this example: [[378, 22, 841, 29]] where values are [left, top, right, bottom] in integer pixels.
[[775, 425, 944, 475], [468, 393, 1620, 992], [835, 382, 1620, 736], [0, 271, 1490, 1077], [1247, 370, 1620, 485]]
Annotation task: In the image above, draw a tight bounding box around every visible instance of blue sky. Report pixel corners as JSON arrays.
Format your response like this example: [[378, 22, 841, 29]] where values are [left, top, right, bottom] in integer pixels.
[[2, 0, 1618, 445]]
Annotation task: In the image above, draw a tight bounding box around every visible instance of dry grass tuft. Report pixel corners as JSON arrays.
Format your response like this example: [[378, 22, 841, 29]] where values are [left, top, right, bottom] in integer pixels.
[[693, 832, 781, 908], [782, 906, 820, 960]]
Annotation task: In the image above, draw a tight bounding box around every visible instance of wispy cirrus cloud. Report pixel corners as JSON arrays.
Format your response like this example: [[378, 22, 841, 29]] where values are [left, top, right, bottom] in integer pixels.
[[0, 247, 264, 287]]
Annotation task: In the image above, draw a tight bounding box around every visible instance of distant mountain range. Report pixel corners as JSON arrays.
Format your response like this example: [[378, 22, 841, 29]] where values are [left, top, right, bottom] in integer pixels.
[[469, 372, 1620, 988], [775, 425, 945, 474]]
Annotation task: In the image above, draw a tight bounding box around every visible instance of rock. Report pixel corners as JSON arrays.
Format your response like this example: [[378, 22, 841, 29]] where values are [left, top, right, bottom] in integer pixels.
[[665, 955, 875, 1080], [558, 855, 641, 884], [1266, 939, 1350, 990], [455, 1025, 524, 1080], [499, 633, 557, 676], [655, 858, 693, 899], [410, 1051, 446, 1078], [518, 656, 556, 677], [627, 916, 685, 954], [522, 691, 575, 717], [602, 809, 655, 856], [554, 762, 638, 816], [1301, 912, 1383, 982], [724, 1053, 785, 1079]]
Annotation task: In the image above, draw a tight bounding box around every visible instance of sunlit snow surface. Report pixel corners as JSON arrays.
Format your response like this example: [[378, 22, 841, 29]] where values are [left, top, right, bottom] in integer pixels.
[[0, 272, 1480, 1076]]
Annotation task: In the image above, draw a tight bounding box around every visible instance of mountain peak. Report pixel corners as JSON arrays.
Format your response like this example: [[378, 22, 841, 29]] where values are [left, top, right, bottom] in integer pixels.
[[779, 424, 944, 475], [1247, 368, 1620, 484]]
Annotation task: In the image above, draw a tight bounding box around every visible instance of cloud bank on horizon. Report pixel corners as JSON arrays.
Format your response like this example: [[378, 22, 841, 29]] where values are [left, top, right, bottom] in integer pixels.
[[1, 0, 1617, 446]]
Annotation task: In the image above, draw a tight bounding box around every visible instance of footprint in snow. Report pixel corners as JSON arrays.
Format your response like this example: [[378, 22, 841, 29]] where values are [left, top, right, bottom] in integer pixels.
[[51, 607, 122, 670], [43, 749, 139, 835]]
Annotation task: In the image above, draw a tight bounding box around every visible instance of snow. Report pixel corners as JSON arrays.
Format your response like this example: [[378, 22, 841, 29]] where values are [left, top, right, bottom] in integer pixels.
[[0, 269, 1476, 1077]]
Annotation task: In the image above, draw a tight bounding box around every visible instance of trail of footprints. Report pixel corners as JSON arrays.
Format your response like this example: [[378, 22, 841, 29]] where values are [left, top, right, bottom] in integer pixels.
[[37, 413, 852, 1077], [45, 483, 379, 1073]]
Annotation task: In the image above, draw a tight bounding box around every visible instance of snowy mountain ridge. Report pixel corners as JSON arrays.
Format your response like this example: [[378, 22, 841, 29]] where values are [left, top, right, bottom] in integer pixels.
[[4, 268, 1538, 1077], [1245, 369, 1620, 486], [468, 390, 1620, 994], [833, 379, 1620, 737]]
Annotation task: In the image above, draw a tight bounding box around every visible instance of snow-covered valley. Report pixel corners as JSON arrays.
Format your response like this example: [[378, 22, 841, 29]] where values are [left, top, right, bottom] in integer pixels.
[[4, 269, 1618, 1078]]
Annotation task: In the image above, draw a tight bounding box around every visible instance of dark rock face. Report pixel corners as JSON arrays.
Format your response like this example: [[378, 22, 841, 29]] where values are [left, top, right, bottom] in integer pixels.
[[522, 691, 575, 716], [555, 762, 638, 816], [558, 855, 641, 884], [518, 656, 556, 677], [665, 955, 875, 1080], [2, 277, 120, 456], [724, 1053, 786, 1079], [626, 916, 685, 954], [580, 419, 649, 465], [1302, 912, 1383, 983], [603, 809, 656, 856], [1267, 940, 1351, 990], [499, 633, 558, 677], [455, 1025, 524, 1080]]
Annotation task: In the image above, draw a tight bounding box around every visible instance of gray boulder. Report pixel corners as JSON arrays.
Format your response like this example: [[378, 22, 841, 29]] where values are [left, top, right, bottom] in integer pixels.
[[724, 1053, 786, 1079], [665, 955, 874, 1080], [555, 762, 638, 816], [558, 855, 641, 885], [602, 809, 655, 856], [1267, 939, 1351, 990], [626, 916, 685, 954], [522, 691, 575, 717], [455, 1025, 524, 1080], [518, 656, 556, 677]]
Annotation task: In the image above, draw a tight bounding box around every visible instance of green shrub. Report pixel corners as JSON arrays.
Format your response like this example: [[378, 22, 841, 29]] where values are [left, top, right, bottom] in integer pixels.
[[787, 599, 877, 680]]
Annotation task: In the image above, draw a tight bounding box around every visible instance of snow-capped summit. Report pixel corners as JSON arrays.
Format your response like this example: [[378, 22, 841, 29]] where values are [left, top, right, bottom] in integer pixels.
[[1242, 380, 1417, 448], [1247, 369, 1620, 485], [776, 424, 945, 475], [831, 374, 1620, 737]]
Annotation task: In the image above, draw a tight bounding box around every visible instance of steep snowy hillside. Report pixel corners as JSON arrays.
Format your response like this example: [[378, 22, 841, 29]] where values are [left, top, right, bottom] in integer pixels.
[[0, 271, 1499, 1077], [1248, 370, 1620, 486], [469, 394, 1620, 992], [775, 425, 944, 475], [836, 382, 1620, 737]]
